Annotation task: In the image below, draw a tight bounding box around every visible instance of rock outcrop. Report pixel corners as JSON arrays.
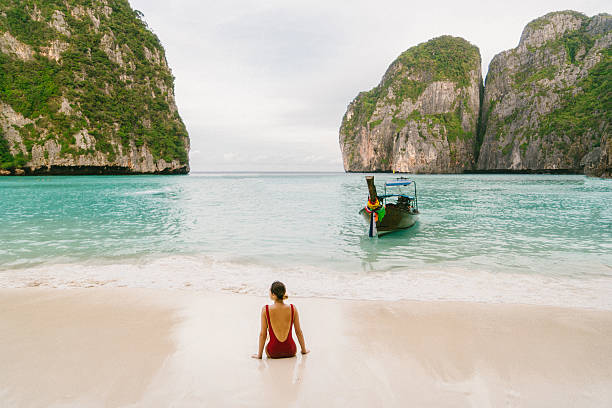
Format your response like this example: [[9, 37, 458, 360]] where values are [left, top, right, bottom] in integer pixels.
[[476, 11, 610, 175], [339, 36, 482, 173], [0, 0, 189, 175], [583, 133, 611, 178], [340, 11, 610, 177]]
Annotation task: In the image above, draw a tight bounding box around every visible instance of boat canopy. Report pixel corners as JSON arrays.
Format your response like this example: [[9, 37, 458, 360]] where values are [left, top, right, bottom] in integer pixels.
[[379, 194, 415, 200], [385, 181, 412, 186]]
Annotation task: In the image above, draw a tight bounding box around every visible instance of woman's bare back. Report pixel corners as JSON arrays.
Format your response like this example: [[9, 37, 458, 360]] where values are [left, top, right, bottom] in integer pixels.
[[267, 303, 292, 342]]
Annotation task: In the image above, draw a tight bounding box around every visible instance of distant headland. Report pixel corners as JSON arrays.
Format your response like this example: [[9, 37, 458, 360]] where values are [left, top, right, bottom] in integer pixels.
[[339, 11, 611, 177], [0, 0, 190, 175]]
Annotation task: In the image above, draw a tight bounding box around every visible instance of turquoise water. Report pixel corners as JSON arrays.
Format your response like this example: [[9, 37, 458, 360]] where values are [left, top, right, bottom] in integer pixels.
[[1, 173, 611, 308]]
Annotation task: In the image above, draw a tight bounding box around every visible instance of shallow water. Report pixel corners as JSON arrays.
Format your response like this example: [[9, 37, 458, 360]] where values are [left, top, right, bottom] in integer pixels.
[[1, 173, 611, 308]]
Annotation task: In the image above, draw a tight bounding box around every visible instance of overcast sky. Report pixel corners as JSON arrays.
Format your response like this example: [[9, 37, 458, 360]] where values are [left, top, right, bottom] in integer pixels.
[[129, 0, 609, 172]]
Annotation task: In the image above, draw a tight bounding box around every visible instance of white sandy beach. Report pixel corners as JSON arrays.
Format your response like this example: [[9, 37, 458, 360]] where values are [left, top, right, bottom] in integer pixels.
[[1, 288, 612, 407]]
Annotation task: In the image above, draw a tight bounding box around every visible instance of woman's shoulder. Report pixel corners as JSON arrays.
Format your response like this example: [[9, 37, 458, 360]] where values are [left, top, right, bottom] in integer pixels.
[[265, 303, 295, 310]]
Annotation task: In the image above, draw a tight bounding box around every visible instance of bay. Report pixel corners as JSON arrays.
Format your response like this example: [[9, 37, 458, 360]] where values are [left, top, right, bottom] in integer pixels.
[[1, 173, 611, 308]]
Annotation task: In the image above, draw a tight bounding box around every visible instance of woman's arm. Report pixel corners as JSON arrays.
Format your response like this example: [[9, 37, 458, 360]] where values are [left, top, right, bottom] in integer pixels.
[[251, 307, 268, 359], [293, 306, 309, 354]]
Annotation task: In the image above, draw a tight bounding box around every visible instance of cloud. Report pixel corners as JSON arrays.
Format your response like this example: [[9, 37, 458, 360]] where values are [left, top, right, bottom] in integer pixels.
[[130, 0, 611, 172], [222, 152, 239, 162]]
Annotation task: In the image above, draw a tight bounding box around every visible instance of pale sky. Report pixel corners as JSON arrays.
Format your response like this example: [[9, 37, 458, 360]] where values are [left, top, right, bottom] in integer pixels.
[[129, 0, 610, 172]]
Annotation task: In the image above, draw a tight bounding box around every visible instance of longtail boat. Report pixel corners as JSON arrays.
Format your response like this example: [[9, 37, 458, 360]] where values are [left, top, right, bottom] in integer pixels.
[[359, 176, 419, 237]]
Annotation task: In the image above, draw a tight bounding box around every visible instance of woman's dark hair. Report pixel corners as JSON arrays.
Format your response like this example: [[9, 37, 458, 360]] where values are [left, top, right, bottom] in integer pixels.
[[270, 281, 287, 301]]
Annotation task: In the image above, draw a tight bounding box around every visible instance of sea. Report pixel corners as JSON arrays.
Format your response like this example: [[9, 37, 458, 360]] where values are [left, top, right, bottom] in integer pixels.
[[1, 173, 611, 310]]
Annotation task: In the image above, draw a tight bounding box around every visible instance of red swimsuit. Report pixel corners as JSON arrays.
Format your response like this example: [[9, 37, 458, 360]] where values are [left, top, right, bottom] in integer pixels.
[[265, 304, 297, 358]]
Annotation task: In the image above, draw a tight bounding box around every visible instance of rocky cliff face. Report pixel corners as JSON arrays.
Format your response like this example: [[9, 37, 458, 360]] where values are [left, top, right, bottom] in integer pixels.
[[339, 36, 482, 173], [340, 11, 610, 177], [0, 0, 189, 175], [477, 11, 610, 175]]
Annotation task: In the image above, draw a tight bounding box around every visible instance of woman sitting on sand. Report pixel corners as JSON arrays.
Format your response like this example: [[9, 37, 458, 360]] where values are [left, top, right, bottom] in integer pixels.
[[252, 281, 309, 359]]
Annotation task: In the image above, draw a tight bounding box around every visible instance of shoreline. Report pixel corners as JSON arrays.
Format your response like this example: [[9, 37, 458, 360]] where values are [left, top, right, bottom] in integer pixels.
[[2, 287, 612, 407], [0, 165, 189, 176], [3, 256, 612, 311], [345, 169, 587, 175], [1, 169, 603, 177]]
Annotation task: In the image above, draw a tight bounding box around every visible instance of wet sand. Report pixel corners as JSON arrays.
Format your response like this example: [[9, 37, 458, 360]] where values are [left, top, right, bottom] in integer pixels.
[[1, 288, 612, 407]]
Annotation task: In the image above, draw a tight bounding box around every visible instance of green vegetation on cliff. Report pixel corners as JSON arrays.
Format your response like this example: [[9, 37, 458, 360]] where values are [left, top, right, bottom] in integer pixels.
[[541, 18, 596, 65], [403, 109, 473, 144], [340, 35, 481, 173], [524, 10, 587, 32], [476, 10, 610, 173], [393, 36, 480, 88], [0, 0, 188, 170], [538, 47, 611, 144], [342, 36, 480, 135]]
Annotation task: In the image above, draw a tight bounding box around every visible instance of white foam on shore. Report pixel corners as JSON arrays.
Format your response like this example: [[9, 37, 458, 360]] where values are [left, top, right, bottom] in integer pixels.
[[1, 254, 612, 310]]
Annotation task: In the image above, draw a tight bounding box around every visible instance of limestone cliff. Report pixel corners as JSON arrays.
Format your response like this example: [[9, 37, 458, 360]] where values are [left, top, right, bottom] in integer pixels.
[[339, 36, 482, 173], [0, 0, 189, 175], [477, 11, 610, 175]]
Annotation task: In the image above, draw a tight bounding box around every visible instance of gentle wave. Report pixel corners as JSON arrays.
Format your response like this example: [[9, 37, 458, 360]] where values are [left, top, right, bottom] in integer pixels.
[[2, 254, 612, 310]]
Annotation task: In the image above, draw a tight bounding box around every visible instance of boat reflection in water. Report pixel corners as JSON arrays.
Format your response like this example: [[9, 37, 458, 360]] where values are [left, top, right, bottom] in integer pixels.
[[359, 176, 419, 237]]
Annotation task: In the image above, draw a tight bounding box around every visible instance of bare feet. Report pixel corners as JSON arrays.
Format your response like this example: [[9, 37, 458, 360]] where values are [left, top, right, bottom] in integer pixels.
[[251, 354, 262, 359]]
